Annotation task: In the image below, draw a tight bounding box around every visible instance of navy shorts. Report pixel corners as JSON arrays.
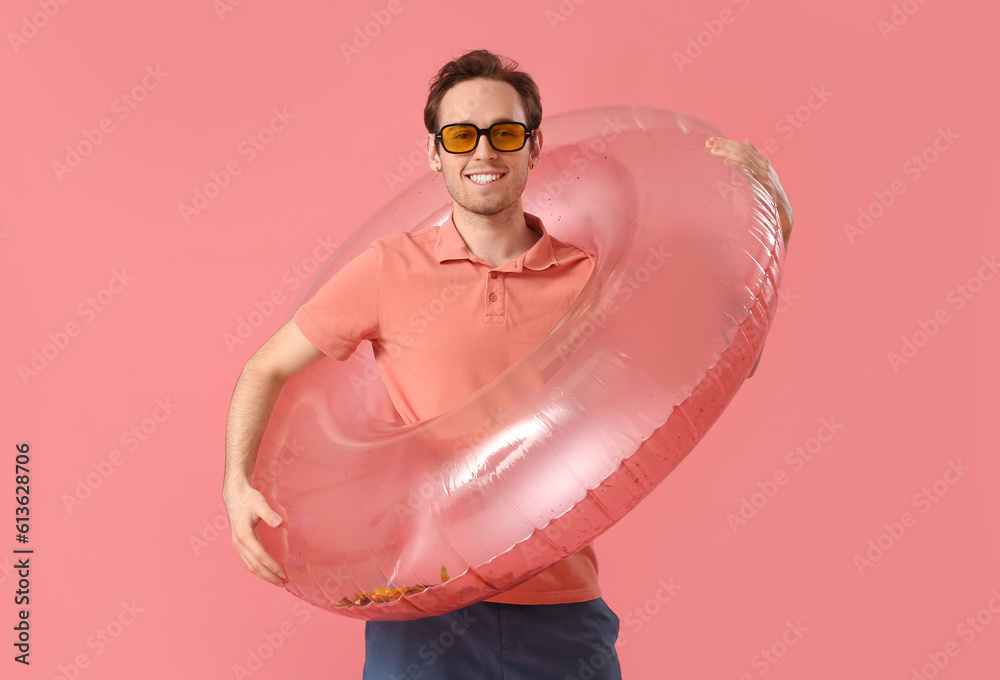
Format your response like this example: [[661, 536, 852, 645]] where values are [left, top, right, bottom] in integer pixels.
[[362, 598, 622, 680]]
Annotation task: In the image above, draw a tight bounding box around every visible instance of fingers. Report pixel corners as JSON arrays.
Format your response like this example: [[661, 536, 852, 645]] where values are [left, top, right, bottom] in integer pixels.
[[233, 529, 287, 585], [706, 136, 768, 167], [225, 488, 288, 586], [707, 136, 774, 185]]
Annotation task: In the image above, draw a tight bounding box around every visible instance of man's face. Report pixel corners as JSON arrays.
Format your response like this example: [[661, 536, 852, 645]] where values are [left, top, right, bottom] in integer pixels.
[[427, 78, 542, 220]]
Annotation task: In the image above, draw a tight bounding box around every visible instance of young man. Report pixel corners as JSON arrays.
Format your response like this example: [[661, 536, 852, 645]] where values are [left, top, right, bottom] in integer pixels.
[[224, 49, 793, 679]]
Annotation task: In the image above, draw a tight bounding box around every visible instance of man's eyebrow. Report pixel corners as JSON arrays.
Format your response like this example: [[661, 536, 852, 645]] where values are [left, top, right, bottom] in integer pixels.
[[444, 118, 523, 126]]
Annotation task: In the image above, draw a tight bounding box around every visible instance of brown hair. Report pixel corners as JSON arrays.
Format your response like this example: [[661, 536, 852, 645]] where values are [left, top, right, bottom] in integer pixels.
[[424, 49, 542, 139]]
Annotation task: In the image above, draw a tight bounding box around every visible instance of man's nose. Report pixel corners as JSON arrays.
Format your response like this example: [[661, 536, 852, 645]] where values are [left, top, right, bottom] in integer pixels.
[[471, 132, 497, 160]]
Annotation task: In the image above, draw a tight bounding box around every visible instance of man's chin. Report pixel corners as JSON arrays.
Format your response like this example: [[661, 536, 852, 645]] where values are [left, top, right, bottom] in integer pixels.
[[453, 196, 519, 218]]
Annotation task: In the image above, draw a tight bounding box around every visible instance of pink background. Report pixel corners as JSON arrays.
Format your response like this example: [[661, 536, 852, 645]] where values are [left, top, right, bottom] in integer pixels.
[[2, 0, 997, 678]]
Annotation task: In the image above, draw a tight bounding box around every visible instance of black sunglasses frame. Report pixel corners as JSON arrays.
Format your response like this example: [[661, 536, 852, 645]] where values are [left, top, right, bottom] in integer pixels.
[[434, 121, 535, 154]]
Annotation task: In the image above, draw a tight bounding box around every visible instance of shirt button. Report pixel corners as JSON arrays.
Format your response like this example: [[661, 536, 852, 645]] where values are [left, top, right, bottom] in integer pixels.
[[490, 272, 498, 278], [488, 292, 497, 302]]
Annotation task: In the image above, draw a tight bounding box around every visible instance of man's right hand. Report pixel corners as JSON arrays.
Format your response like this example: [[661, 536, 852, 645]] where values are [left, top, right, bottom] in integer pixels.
[[224, 480, 287, 586], [223, 319, 327, 587]]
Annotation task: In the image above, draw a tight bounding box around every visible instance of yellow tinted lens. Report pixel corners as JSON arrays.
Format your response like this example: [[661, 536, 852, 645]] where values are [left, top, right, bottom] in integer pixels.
[[490, 123, 525, 151], [441, 125, 477, 152]]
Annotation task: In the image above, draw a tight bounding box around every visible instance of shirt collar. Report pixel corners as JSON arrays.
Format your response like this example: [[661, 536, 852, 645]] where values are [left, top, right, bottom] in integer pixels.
[[435, 211, 560, 272]]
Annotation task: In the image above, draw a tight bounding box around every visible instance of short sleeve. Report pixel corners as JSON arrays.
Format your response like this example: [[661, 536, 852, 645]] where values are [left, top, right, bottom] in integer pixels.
[[292, 245, 380, 360]]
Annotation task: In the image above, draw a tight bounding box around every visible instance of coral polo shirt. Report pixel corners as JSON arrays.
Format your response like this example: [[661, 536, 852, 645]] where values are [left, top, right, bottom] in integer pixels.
[[292, 211, 601, 605]]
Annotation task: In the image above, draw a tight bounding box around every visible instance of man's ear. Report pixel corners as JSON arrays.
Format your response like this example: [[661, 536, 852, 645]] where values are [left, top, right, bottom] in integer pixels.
[[426, 133, 441, 171], [529, 127, 543, 167]]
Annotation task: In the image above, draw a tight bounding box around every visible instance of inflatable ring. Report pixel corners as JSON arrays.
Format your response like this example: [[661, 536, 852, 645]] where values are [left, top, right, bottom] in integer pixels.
[[252, 106, 784, 621]]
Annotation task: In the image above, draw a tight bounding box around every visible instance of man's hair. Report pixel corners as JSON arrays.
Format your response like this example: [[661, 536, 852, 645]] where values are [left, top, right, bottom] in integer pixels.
[[424, 49, 542, 138]]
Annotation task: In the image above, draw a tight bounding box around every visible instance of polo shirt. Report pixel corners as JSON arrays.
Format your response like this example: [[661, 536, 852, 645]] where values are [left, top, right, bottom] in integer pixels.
[[292, 211, 601, 605]]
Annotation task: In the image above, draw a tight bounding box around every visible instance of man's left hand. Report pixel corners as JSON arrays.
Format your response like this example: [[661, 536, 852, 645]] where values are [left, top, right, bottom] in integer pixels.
[[705, 136, 793, 248]]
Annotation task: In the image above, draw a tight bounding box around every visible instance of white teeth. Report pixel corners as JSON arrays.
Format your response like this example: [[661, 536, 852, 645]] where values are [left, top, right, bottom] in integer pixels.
[[468, 173, 502, 185]]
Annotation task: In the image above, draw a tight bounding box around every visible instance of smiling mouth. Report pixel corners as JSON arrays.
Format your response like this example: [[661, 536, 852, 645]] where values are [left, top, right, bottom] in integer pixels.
[[466, 172, 506, 185]]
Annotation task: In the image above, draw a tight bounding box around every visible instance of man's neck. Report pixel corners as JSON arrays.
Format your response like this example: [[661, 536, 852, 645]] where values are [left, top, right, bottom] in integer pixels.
[[452, 202, 541, 268]]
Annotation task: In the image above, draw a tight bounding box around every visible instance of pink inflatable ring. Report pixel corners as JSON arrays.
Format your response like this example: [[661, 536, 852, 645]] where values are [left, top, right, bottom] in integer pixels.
[[252, 106, 784, 621]]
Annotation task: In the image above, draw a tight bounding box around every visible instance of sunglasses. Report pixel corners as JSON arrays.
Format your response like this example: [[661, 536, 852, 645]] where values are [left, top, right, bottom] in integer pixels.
[[435, 121, 535, 154]]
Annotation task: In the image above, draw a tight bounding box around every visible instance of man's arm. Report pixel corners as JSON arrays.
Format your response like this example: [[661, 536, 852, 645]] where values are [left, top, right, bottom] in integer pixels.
[[223, 318, 326, 585]]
